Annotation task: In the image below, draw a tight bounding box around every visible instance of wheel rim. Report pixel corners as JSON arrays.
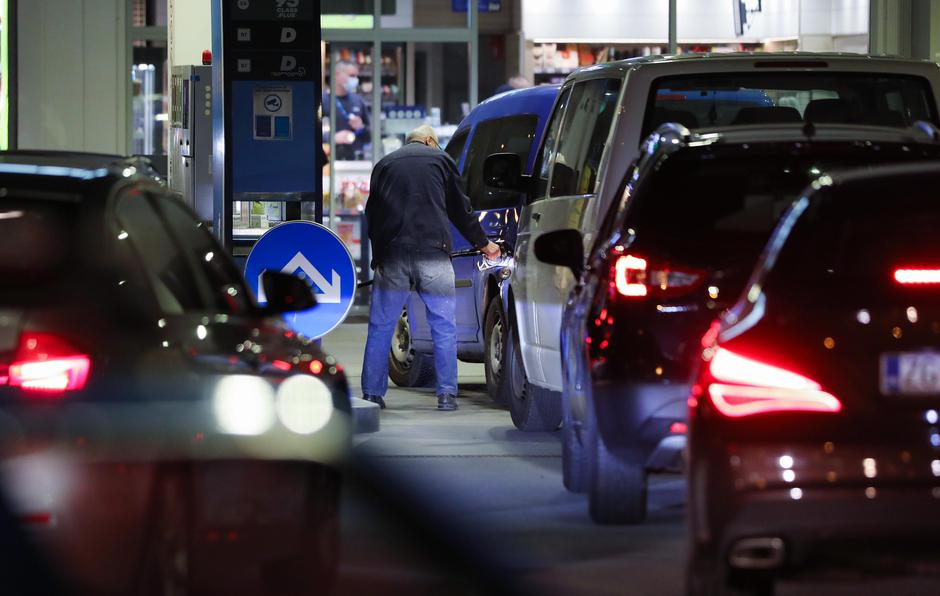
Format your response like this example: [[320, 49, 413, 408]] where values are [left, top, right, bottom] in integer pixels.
[[391, 310, 414, 368], [488, 314, 504, 380]]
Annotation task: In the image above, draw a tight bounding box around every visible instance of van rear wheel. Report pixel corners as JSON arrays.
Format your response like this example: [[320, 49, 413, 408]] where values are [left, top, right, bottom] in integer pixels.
[[504, 323, 562, 431], [388, 309, 435, 388]]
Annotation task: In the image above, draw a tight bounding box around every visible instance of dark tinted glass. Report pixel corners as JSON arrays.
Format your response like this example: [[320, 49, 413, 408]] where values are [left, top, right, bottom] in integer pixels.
[[0, 203, 77, 288], [549, 78, 622, 198], [116, 194, 203, 313], [157, 197, 254, 315], [624, 145, 940, 295], [645, 73, 937, 137], [444, 129, 469, 164], [768, 174, 940, 294], [536, 85, 572, 199], [463, 115, 537, 210]]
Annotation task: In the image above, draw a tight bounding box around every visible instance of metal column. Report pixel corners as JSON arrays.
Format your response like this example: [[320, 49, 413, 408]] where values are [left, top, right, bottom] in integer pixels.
[[668, 0, 677, 55], [469, 0, 479, 108]]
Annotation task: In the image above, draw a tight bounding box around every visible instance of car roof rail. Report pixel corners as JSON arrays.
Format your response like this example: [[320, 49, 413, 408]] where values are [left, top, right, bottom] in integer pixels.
[[912, 120, 940, 143]]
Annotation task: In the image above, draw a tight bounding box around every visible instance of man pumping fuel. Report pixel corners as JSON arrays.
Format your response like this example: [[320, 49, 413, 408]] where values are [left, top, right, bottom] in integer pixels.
[[361, 125, 501, 411]]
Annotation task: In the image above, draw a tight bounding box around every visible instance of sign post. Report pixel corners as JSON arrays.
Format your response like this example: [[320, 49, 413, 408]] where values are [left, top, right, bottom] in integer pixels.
[[245, 221, 357, 340]]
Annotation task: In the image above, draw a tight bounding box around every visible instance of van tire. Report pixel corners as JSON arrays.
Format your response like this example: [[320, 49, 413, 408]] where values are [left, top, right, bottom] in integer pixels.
[[483, 299, 509, 403], [504, 323, 562, 431], [388, 309, 435, 388]]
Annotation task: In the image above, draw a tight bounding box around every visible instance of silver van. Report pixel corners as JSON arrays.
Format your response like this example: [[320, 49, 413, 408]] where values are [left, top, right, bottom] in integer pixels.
[[484, 53, 940, 431]]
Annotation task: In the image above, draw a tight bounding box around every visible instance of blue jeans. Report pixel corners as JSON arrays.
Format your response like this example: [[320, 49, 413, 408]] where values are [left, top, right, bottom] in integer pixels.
[[361, 249, 458, 398]]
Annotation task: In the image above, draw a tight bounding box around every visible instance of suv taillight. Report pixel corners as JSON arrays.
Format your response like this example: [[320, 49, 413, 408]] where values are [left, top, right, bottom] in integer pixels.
[[612, 253, 704, 299], [7, 333, 90, 394], [701, 346, 840, 418], [894, 268, 940, 285]]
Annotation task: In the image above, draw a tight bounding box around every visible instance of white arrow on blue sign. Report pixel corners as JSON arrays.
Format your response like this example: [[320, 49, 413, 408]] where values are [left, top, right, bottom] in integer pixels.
[[245, 221, 357, 339]]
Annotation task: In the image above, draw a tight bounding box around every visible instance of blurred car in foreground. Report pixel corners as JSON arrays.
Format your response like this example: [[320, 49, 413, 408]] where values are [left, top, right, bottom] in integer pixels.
[[687, 163, 940, 595], [534, 123, 940, 524], [0, 152, 351, 594]]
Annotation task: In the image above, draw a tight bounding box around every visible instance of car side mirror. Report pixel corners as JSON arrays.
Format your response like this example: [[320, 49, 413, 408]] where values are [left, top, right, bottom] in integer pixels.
[[260, 270, 317, 314], [483, 152, 523, 192], [534, 229, 584, 278]]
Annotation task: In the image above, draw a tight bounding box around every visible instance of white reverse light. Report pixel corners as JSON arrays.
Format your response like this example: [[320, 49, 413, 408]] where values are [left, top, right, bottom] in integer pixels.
[[213, 375, 276, 436], [276, 375, 334, 435]]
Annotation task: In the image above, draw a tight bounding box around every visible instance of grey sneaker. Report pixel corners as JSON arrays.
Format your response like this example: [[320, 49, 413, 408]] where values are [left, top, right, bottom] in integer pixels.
[[437, 394, 458, 411], [362, 394, 386, 409]]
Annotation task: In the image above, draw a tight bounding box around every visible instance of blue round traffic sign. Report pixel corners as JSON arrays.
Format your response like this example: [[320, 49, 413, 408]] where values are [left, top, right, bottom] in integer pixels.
[[245, 221, 357, 339]]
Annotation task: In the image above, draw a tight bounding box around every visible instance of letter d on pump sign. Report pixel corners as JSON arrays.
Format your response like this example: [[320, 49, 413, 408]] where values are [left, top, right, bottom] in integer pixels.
[[281, 28, 297, 43], [281, 56, 297, 72]]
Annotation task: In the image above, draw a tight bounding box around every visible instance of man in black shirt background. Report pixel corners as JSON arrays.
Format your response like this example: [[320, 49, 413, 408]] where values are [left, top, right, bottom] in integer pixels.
[[324, 59, 371, 160], [361, 125, 501, 411]]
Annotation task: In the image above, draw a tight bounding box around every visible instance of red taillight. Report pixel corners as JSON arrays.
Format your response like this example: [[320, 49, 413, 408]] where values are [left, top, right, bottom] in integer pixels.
[[894, 268, 940, 285], [705, 347, 841, 417], [7, 333, 90, 394], [612, 253, 704, 299]]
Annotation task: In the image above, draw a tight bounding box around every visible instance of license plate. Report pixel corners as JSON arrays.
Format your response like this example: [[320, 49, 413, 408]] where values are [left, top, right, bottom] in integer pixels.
[[881, 352, 940, 395]]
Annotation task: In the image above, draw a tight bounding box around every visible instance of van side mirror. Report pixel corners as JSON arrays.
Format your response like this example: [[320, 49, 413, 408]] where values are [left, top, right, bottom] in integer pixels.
[[260, 270, 317, 314], [483, 152, 523, 192], [534, 229, 584, 278]]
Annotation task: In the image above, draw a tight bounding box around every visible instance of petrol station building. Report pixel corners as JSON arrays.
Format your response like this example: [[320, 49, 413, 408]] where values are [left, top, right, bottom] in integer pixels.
[[7, 1, 940, 293]]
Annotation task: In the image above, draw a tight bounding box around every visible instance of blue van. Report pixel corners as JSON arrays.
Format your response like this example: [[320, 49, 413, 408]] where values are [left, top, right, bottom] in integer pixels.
[[387, 84, 560, 397]]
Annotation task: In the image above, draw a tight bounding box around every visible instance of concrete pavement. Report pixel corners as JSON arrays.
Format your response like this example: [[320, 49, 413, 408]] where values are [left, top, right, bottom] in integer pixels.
[[324, 323, 940, 596]]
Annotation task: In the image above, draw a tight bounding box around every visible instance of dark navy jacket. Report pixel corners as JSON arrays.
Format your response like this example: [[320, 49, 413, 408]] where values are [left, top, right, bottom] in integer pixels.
[[366, 142, 489, 268]]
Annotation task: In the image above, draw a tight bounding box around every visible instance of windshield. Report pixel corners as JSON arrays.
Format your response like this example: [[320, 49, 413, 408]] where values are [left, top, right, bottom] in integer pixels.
[[644, 73, 938, 136]]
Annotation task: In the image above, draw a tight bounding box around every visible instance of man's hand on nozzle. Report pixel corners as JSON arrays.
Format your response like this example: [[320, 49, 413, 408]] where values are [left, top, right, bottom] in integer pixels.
[[481, 242, 502, 260]]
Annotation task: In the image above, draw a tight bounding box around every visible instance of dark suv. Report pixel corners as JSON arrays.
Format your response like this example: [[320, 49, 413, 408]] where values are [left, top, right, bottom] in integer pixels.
[[688, 162, 940, 595], [535, 122, 940, 524]]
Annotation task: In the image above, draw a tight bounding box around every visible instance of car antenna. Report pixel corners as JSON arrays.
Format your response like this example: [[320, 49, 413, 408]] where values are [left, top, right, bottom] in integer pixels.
[[802, 119, 816, 138]]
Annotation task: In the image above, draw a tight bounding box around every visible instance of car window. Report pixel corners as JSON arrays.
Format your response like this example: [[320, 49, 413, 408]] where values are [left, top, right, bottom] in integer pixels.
[[463, 115, 538, 211], [768, 177, 940, 298], [549, 78, 622, 198], [644, 73, 938, 137], [622, 144, 940, 301], [444, 129, 469, 165], [155, 195, 254, 315], [535, 85, 573, 200], [115, 192, 203, 314]]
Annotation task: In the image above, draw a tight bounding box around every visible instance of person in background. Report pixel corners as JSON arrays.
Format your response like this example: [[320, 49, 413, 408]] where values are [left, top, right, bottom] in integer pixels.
[[493, 74, 533, 96], [361, 125, 501, 412], [324, 59, 371, 160]]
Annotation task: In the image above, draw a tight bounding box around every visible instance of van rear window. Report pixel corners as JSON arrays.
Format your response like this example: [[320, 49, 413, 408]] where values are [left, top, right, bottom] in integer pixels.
[[644, 73, 937, 137]]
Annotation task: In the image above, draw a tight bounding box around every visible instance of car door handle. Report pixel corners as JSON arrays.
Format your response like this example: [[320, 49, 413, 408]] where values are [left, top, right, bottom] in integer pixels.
[[532, 212, 541, 223]]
